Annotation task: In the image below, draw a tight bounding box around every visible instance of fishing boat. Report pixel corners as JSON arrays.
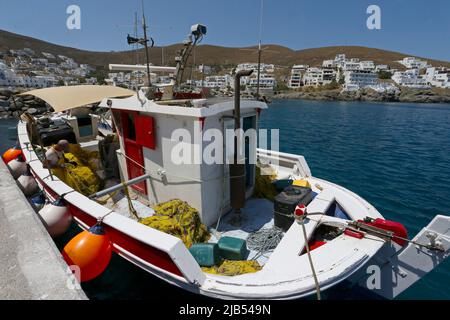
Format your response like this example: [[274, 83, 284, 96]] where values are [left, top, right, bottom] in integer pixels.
[[7, 23, 450, 300]]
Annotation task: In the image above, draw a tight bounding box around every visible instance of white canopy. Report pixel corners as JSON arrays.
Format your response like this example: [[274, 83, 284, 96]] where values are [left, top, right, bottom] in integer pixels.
[[19, 85, 135, 112], [109, 64, 176, 73]]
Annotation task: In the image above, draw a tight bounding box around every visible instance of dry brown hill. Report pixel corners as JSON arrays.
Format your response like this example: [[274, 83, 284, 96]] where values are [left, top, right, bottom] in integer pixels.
[[1, 29, 449, 71]]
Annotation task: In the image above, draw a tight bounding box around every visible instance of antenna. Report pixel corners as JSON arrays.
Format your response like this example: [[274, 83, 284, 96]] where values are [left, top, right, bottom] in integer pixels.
[[256, 0, 264, 99], [126, 1, 155, 97]]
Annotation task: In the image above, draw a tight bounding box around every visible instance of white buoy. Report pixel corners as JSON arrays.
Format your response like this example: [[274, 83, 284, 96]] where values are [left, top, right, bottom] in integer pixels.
[[38, 198, 72, 237], [8, 154, 27, 179], [17, 168, 38, 196]]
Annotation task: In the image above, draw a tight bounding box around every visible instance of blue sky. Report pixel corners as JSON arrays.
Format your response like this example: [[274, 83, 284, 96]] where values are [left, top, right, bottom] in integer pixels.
[[0, 0, 449, 61]]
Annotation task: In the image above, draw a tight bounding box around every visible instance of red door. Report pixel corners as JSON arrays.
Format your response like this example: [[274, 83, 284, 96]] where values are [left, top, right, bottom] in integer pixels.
[[121, 111, 147, 195], [124, 139, 147, 194], [135, 114, 156, 150]]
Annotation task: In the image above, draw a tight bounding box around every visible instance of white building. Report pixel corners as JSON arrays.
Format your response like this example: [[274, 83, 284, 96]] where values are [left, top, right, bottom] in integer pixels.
[[198, 64, 212, 75], [375, 65, 390, 72], [303, 67, 336, 86], [334, 54, 347, 68], [288, 65, 308, 88], [31, 58, 49, 66], [392, 69, 430, 88], [0, 66, 56, 88], [398, 57, 429, 70], [42, 52, 56, 59], [202, 75, 232, 88], [247, 73, 276, 89], [85, 77, 98, 85], [425, 67, 450, 88], [236, 63, 275, 73], [359, 61, 376, 71], [322, 60, 335, 68], [343, 70, 378, 91], [343, 60, 361, 71]]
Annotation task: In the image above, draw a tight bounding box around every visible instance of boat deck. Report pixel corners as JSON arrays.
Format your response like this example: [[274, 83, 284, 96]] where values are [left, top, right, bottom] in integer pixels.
[[209, 198, 278, 265], [101, 187, 280, 266]]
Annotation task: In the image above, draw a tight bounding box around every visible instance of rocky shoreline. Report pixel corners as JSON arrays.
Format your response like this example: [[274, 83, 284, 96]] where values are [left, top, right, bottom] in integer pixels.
[[0, 89, 52, 119], [274, 87, 450, 104]]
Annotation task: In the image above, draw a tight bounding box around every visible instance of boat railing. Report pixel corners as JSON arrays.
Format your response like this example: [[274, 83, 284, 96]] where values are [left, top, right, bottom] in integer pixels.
[[256, 148, 311, 178]]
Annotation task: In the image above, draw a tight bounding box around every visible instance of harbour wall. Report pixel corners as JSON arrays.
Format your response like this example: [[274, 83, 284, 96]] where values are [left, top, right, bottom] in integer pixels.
[[0, 159, 87, 300]]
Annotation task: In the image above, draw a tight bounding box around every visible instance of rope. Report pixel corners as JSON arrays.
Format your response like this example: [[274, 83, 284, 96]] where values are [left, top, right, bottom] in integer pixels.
[[297, 215, 321, 300], [211, 164, 228, 238], [94, 210, 114, 226], [118, 150, 246, 183], [95, 189, 119, 205], [121, 182, 140, 220], [247, 227, 284, 261], [275, 211, 324, 219]]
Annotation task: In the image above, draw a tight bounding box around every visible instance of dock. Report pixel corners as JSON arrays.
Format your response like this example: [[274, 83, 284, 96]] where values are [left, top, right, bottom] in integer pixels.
[[0, 160, 87, 300]]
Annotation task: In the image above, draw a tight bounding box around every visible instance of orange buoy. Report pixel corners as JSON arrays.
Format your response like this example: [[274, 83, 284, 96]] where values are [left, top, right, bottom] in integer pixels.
[[62, 223, 112, 282], [2, 142, 23, 164]]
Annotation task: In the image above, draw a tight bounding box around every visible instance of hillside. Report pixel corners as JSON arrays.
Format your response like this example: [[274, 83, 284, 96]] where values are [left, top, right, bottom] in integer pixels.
[[1, 29, 449, 71]]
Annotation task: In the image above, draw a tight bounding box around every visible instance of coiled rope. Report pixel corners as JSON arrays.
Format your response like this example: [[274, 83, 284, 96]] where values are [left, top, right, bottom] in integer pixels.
[[247, 227, 284, 261]]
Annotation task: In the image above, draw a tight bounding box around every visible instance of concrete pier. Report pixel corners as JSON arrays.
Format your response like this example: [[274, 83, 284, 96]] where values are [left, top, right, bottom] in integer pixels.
[[0, 160, 87, 300]]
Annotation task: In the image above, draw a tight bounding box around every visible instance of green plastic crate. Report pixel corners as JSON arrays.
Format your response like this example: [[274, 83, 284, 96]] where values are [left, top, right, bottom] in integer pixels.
[[218, 237, 249, 261], [189, 243, 221, 267]]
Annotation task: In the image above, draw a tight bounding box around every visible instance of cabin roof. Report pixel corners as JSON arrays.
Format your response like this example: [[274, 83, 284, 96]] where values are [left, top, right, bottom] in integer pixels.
[[99, 92, 268, 118]]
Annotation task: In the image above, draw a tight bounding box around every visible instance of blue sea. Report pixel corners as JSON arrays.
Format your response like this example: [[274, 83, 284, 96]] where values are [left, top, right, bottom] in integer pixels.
[[2, 99, 449, 300]]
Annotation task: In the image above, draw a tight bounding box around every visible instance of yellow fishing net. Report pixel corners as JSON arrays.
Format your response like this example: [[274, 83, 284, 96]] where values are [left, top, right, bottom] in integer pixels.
[[51, 144, 102, 196], [253, 165, 278, 201], [139, 199, 210, 248], [202, 260, 262, 276]]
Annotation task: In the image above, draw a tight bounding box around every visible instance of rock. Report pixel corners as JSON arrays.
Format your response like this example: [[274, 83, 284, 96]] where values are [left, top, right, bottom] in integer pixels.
[[0, 89, 13, 97], [0, 100, 9, 108], [0, 111, 10, 119], [274, 87, 450, 104], [27, 108, 38, 114], [9, 101, 23, 110], [22, 95, 35, 101]]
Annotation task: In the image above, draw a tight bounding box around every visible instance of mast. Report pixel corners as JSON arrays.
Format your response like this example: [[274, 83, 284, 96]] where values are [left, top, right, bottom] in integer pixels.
[[134, 12, 140, 89], [141, 1, 152, 87]]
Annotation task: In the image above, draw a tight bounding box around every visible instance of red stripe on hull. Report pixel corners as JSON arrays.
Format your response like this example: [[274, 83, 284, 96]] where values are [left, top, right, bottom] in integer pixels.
[[32, 170, 59, 200], [29, 167, 184, 279], [68, 204, 184, 278]]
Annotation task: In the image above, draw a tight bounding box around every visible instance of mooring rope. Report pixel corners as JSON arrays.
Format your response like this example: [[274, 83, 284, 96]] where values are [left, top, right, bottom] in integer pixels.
[[297, 214, 321, 300]]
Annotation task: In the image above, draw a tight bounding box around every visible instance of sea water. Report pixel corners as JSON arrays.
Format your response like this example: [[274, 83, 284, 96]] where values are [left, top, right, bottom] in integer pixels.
[[2, 100, 449, 300]]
